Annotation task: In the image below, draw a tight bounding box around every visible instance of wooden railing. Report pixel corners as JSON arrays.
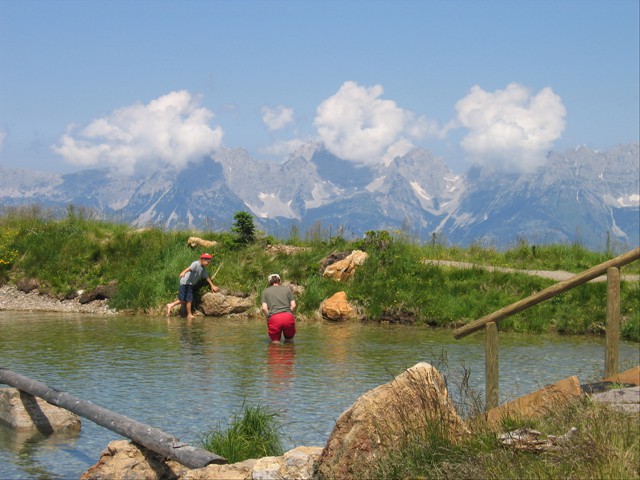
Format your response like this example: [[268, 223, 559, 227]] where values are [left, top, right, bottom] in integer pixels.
[[453, 247, 640, 410]]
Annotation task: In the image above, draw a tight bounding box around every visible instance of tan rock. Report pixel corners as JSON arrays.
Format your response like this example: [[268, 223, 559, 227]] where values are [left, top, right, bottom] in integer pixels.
[[265, 244, 310, 255], [320, 291, 356, 321], [199, 292, 254, 316], [182, 459, 255, 480], [590, 386, 640, 413], [0, 388, 81, 433], [602, 365, 640, 386], [485, 376, 584, 428], [322, 250, 368, 282], [80, 439, 189, 480], [187, 237, 218, 249], [251, 446, 322, 480], [83, 441, 322, 480], [316, 363, 468, 480]]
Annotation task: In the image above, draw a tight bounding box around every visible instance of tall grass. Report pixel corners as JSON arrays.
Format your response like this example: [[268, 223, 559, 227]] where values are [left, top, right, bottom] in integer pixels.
[[199, 403, 284, 463], [372, 396, 640, 480]]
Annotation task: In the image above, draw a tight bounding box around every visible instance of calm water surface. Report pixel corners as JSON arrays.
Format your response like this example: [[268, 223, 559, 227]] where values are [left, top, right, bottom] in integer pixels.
[[0, 311, 638, 479]]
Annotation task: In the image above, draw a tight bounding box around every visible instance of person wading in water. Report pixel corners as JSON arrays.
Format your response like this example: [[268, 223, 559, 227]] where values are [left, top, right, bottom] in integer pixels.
[[261, 273, 296, 343]]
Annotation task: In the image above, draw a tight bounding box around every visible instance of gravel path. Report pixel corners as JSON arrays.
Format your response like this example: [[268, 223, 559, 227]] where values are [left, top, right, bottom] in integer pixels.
[[424, 260, 640, 282]]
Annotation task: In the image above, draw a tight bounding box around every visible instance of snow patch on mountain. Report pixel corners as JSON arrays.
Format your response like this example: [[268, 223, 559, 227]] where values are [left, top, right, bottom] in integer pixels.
[[247, 192, 296, 219], [305, 182, 338, 209], [605, 194, 640, 208], [365, 176, 386, 192], [410, 181, 431, 201]]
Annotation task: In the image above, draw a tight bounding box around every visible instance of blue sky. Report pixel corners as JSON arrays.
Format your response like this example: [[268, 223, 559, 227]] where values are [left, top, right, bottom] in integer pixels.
[[0, 0, 638, 175]]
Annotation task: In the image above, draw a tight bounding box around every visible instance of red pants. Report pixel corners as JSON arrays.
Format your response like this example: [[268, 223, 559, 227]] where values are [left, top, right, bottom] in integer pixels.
[[267, 312, 296, 342]]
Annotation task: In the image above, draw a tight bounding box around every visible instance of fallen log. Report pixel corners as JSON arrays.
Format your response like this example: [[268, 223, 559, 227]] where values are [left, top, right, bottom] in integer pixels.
[[0, 368, 226, 469]]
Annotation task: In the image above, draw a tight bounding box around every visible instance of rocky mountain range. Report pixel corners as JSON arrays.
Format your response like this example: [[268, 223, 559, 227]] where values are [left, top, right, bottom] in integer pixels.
[[1, 142, 638, 250]]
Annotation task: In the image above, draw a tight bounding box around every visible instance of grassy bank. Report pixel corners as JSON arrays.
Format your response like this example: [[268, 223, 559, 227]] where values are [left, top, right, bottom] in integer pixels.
[[1, 209, 638, 340], [371, 396, 639, 480]]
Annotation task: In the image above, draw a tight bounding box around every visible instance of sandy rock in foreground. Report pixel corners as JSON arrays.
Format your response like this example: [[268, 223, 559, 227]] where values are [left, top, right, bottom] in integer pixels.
[[315, 362, 468, 480], [80, 440, 189, 480], [81, 440, 323, 480]]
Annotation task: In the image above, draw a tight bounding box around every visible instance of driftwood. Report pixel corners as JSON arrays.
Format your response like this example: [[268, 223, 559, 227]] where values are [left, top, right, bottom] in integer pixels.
[[0, 368, 226, 469]]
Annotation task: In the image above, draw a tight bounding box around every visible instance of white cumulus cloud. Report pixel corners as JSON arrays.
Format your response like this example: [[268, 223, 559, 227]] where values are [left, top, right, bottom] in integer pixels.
[[454, 83, 566, 172], [261, 105, 294, 131], [314, 81, 438, 165], [51, 90, 223, 175], [0, 127, 6, 150]]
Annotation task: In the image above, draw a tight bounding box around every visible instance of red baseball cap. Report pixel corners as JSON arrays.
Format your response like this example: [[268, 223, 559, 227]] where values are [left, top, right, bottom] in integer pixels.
[[200, 253, 213, 260]]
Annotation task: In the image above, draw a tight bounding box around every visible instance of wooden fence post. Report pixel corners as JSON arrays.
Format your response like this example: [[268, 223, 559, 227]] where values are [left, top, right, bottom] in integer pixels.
[[485, 322, 499, 410], [605, 267, 620, 378]]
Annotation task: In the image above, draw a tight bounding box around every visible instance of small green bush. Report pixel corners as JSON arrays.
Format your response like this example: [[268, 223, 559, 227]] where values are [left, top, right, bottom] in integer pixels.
[[200, 403, 284, 463]]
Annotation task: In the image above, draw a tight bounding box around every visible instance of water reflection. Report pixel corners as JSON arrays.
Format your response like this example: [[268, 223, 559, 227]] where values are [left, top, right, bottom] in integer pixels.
[[0, 422, 81, 479], [267, 342, 296, 391]]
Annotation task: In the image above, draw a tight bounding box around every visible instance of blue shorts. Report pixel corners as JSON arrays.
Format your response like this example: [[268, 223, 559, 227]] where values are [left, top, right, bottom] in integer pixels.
[[178, 284, 194, 302]]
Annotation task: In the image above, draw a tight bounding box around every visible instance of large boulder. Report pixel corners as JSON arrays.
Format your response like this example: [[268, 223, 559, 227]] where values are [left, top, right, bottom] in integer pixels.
[[315, 362, 468, 480], [320, 291, 356, 321], [322, 250, 369, 282], [0, 388, 80, 433], [318, 251, 352, 273], [199, 291, 254, 316]]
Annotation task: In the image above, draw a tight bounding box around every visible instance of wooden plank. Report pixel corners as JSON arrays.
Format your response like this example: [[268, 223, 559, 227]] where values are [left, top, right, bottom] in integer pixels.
[[485, 322, 499, 410], [602, 366, 640, 386], [454, 247, 640, 339], [0, 368, 226, 469], [605, 267, 620, 377], [485, 376, 583, 428]]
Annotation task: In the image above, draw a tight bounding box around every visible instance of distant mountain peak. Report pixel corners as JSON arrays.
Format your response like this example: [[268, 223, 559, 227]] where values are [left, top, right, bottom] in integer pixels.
[[1, 143, 637, 249]]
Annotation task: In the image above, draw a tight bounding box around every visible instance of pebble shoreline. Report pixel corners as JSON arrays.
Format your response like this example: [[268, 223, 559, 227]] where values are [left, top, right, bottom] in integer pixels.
[[0, 285, 117, 315]]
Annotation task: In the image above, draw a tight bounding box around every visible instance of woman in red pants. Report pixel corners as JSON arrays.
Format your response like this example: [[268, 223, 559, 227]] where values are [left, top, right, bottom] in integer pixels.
[[261, 273, 296, 343]]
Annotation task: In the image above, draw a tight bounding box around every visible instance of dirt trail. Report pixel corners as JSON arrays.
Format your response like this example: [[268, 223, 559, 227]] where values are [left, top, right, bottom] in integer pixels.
[[424, 260, 640, 283]]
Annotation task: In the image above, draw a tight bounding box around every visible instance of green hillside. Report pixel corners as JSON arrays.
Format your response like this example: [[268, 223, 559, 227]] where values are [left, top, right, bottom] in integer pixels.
[[1, 208, 638, 341]]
